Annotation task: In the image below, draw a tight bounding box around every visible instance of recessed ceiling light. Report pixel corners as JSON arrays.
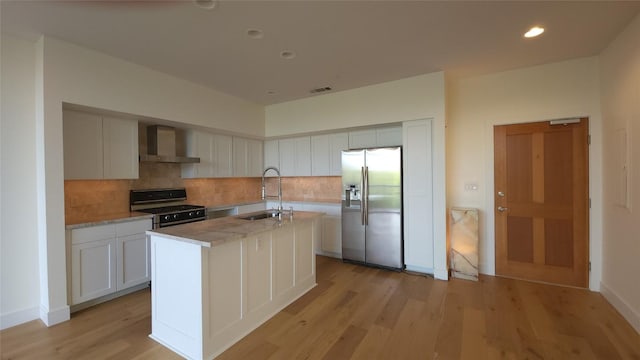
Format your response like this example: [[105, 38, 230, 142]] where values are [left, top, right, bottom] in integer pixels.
[[280, 50, 296, 60], [524, 26, 545, 38], [194, 0, 218, 10], [246, 29, 264, 39]]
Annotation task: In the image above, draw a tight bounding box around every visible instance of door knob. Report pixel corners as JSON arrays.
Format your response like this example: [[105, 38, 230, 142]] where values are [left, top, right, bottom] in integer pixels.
[[497, 206, 508, 212], [497, 191, 505, 197]]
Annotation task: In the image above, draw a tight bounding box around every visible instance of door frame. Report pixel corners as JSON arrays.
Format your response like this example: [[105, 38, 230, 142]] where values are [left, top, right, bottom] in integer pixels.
[[483, 117, 600, 291]]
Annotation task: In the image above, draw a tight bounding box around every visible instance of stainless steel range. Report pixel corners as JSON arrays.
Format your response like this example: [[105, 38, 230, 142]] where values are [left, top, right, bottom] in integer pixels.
[[130, 188, 206, 228]]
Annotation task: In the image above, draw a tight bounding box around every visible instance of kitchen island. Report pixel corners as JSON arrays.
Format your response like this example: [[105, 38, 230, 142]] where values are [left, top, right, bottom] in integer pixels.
[[146, 211, 322, 360]]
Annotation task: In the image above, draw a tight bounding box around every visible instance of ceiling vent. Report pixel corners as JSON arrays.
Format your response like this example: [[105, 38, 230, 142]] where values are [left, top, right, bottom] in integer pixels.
[[310, 86, 332, 94]]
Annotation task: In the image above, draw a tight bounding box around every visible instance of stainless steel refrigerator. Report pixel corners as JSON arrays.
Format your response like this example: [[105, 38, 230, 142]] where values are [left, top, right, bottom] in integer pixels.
[[342, 147, 403, 269]]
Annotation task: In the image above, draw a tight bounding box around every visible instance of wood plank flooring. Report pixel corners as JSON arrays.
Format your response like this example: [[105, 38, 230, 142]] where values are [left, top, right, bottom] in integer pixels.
[[2, 256, 639, 359]]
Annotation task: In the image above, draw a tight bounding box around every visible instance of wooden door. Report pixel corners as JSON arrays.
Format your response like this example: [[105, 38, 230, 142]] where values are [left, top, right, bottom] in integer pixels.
[[494, 118, 589, 287]]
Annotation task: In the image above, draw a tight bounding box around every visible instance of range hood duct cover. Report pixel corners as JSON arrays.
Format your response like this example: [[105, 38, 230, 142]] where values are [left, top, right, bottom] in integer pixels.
[[139, 125, 200, 164]]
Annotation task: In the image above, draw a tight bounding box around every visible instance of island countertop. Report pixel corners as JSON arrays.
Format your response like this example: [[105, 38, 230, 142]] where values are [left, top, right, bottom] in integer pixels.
[[146, 210, 323, 248]]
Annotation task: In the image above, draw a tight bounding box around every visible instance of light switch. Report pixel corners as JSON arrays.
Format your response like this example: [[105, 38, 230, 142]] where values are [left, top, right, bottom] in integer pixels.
[[464, 182, 479, 191]]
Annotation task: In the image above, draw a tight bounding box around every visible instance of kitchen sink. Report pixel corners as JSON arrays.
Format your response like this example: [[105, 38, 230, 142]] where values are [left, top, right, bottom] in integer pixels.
[[239, 211, 280, 221]]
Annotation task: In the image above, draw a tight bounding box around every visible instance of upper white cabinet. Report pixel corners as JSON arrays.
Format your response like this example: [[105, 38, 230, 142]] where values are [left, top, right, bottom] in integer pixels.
[[279, 136, 311, 176], [348, 126, 402, 149], [63, 110, 138, 180], [348, 129, 376, 149], [64, 110, 104, 179], [102, 116, 139, 179], [311, 132, 348, 176], [376, 126, 403, 147], [233, 137, 263, 177], [263, 140, 279, 169], [183, 131, 233, 178]]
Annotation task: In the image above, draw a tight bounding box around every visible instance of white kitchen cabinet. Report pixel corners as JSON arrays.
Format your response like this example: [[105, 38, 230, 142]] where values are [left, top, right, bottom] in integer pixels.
[[63, 110, 139, 180], [279, 136, 311, 176], [115, 217, 152, 290], [348, 129, 377, 149], [311, 135, 330, 175], [311, 132, 348, 176], [376, 126, 403, 147], [348, 126, 402, 149], [71, 237, 117, 304], [116, 233, 149, 290], [63, 110, 104, 179], [103, 116, 139, 179], [269, 201, 342, 258], [403, 119, 434, 273], [233, 137, 263, 177], [183, 130, 213, 178], [247, 138, 263, 177], [183, 131, 233, 178], [215, 134, 234, 177], [263, 140, 279, 175], [321, 216, 342, 256], [68, 218, 152, 306]]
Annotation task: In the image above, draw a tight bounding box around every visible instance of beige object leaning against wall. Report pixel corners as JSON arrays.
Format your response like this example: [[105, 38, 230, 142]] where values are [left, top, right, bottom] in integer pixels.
[[450, 207, 479, 281]]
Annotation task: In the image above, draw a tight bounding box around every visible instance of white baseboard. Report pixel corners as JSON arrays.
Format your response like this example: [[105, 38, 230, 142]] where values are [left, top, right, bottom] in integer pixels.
[[0, 306, 40, 330], [600, 281, 640, 334], [40, 304, 70, 327], [433, 268, 449, 281], [404, 264, 433, 275]]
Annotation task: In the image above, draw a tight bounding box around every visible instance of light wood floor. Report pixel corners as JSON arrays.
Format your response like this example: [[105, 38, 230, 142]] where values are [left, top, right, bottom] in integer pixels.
[[2, 256, 639, 359]]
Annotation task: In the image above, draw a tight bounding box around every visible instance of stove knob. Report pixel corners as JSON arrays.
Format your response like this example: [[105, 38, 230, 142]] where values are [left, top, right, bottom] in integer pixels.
[[196, 210, 203, 216], [173, 214, 178, 220], [189, 212, 194, 217], [163, 215, 170, 221]]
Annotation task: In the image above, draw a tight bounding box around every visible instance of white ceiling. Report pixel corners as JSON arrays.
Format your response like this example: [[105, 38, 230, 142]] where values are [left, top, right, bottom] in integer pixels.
[[2, 1, 639, 105]]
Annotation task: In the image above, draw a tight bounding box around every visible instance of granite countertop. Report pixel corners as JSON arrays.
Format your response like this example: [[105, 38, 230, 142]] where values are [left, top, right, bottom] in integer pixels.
[[147, 210, 324, 248], [65, 212, 154, 229]]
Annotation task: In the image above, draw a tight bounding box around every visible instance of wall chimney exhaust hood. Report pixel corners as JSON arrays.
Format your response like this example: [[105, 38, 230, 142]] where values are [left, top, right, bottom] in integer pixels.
[[139, 125, 200, 164]]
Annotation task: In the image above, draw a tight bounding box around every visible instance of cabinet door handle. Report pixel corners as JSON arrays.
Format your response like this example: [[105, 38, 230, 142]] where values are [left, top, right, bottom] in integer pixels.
[[497, 206, 508, 212]]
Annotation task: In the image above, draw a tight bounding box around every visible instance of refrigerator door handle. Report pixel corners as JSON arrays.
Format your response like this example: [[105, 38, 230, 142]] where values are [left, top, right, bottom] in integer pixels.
[[360, 167, 365, 225], [364, 166, 369, 225]]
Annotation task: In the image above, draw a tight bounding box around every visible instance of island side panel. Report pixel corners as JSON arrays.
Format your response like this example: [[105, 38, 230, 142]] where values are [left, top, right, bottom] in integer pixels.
[[203, 218, 319, 360], [150, 235, 204, 360], [295, 220, 314, 286]]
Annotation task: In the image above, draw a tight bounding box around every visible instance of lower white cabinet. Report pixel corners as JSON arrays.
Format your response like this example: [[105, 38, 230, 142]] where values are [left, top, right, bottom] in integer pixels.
[[71, 237, 117, 304], [321, 215, 342, 255], [117, 233, 151, 291], [266, 201, 342, 258], [68, 218, 152, 306]]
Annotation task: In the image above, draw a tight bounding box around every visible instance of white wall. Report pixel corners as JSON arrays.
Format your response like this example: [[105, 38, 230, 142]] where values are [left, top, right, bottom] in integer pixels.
[[447, 57, 603, 291], [265, 72, 448, 279], [1, 34, 41, 329], [43, 37, 265, 137], [266, 73, 446, 136], [599, 14, 640, 333]]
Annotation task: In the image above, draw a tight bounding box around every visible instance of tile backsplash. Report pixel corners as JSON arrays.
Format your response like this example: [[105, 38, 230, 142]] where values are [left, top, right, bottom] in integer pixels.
[[64, 161, 342, 222]]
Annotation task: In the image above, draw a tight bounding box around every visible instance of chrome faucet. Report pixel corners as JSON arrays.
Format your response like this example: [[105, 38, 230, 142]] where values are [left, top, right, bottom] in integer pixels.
[[261, 166, 282, 220]]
